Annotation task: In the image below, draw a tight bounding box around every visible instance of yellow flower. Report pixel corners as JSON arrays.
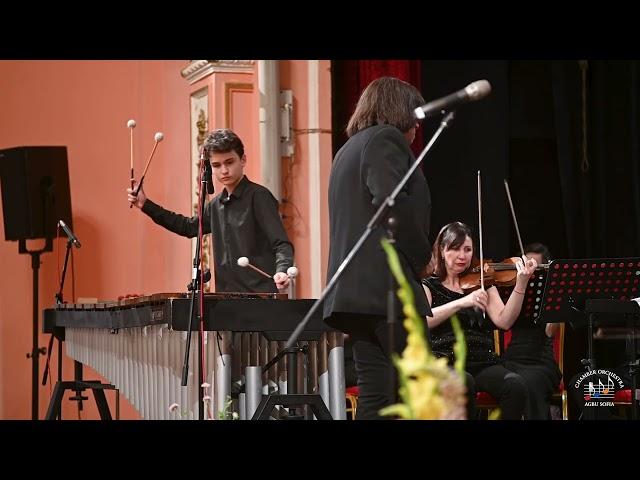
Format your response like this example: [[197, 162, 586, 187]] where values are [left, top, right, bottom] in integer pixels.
[[380, 238, 468, 420]]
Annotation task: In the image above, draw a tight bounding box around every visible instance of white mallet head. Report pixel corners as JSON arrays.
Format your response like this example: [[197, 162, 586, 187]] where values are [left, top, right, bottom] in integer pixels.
[[237, 256, 249, 267], [287, 266, 298, 278], [127, 119, 136, 128], [154, 132, 164, 142]]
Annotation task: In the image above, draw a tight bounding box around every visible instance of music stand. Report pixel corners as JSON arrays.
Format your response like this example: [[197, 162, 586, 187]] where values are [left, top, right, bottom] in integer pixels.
[[497, 266, 549, 324], [535, 258, 640, 419], [498, 258, 640, 327], [534, 258, 640, 328], [587, 298, 640, 420]]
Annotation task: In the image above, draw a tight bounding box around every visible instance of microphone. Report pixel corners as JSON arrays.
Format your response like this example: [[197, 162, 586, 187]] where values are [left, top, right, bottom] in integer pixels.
[[186, 269, 211, 291], [201, 148, 215, 195], [202, 269, 212, 284], [413, 80, 492, 119], [58, 220, 81, 248]]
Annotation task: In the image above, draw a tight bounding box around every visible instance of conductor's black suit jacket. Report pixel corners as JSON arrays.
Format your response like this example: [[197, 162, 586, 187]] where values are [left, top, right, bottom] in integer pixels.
[[323, 125, 432, 329]]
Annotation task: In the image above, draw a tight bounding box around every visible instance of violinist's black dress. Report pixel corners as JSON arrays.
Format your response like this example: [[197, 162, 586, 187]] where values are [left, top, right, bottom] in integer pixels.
[[423, 277, 528, 420], [502, 317, 562, 419]]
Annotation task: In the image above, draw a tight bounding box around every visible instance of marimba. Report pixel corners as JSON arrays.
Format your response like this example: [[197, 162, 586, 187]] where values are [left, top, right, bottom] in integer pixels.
[[43, 293, 346, 420]]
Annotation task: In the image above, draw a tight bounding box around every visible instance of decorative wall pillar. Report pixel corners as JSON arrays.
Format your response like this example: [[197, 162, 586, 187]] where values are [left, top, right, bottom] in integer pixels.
[[181, 60, 257, 292]]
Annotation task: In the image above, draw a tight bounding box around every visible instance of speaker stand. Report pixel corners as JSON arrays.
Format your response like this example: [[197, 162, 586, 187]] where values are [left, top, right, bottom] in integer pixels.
[[19, 237, 52, 420]]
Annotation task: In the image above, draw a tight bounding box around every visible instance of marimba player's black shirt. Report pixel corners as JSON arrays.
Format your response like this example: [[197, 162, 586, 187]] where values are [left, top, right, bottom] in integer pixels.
[[142, 175, 294, 293]]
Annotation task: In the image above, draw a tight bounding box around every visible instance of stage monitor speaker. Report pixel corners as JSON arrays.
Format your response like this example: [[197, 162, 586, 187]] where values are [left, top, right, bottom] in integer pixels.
[[0, 146, 73, 241]]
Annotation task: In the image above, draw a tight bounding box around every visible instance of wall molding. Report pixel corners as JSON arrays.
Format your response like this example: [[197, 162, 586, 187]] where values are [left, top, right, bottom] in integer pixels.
[[181, 60, 255, 84]]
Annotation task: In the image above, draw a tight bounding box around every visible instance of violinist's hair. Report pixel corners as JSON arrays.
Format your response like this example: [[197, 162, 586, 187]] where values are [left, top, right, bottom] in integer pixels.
[[432, 221, 474, 281], [524, 242, 551, 263], [346, 76, 425, 137]]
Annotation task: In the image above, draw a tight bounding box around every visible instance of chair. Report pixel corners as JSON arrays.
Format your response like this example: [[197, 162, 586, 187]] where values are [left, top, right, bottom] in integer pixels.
[[345, 385, 359, 420], [474, 331, 502, 417], [548, 323, 569, 420], [610, 330, 639, 418], [612, 369, 638, 418], [613, 384, 640, 419], [475, 324, 568, 420]]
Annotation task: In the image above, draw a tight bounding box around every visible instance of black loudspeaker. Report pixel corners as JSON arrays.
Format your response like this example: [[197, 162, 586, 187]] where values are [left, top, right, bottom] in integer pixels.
[[0, 146, 73, 241]]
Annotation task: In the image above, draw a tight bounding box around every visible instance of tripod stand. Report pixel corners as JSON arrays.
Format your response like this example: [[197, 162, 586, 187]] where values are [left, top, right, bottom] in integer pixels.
[[19, 237, 52, 420], [251, 342, 332, 420]]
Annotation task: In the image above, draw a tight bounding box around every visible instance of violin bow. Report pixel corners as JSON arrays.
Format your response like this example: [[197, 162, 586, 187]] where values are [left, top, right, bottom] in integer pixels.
[[503, 179, 526, 257], [477, 170, 485, 292], [477, 170, 487, 320]]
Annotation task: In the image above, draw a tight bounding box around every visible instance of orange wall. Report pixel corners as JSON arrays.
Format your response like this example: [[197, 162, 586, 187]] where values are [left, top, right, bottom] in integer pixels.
[[315, 61, 333, 296], [280, 60, 332, 298], [0, 60, 191, 419], [0, 60, 332, 419]]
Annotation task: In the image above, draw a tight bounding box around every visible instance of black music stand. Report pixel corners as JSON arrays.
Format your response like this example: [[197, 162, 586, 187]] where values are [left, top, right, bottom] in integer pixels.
[[535, 258, 640, 419], [497, 265, 550, 325], [586, 298, 640, 420], [534, 258, 640, 345]]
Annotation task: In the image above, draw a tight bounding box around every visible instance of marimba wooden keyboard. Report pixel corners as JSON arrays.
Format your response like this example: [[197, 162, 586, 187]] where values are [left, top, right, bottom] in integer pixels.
[[43, 293, 346, 420]]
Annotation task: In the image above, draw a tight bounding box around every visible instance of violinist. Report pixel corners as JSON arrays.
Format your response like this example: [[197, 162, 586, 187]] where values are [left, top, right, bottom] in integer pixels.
[[501, 242, 562, 420], [422, 221, 538, 420]]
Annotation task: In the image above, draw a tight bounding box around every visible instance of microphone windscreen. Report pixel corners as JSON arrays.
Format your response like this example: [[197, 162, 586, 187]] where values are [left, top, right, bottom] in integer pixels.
[[466, 80, 491, 100]]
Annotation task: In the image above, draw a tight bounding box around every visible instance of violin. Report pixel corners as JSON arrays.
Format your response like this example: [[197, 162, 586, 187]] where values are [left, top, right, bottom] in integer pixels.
[[462, 175, 545, 295], [459, 257, 550, 292]]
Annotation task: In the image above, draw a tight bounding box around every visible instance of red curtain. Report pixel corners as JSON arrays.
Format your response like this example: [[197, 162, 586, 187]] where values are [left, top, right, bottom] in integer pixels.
[[342, 60, 423, 154]]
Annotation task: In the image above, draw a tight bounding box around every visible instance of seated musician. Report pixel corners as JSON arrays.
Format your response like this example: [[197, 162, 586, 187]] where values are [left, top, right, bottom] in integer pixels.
[[127, 128, 294, 293], [422, 222, 537, 420], [501, 243, 562, 420]]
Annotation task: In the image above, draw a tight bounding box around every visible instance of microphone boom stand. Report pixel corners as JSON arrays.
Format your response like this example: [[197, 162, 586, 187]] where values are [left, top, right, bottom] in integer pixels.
[[261, 111, 456, 417], [44, 234, 116, 420], [42, 235, 73, 392], [180, 156, 210, 420]]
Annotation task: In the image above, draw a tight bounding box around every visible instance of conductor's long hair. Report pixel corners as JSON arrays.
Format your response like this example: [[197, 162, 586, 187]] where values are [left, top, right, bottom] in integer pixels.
[[346, 76, 425, 137]]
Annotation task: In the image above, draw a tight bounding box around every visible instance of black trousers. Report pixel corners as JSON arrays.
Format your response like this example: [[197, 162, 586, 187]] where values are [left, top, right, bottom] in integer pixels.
[[469, 363, 529, 420], [464, 372, 478, 419], [348, 315, 408, 420], [503, 360, 559, 420]]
